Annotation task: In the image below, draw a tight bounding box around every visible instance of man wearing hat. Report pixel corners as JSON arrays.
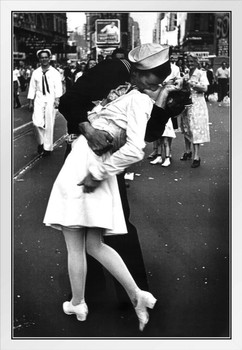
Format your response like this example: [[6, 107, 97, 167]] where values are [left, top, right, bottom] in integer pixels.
[[27, 49, 63, 156], [58, 43, 187, 307], [60, 43, 183, 154]]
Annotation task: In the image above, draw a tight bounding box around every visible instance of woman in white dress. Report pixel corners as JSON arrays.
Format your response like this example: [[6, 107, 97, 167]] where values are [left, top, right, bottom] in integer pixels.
[[180, 54, 210, 168], [149, 118, 176, 167], [43, 44, 175, 331]]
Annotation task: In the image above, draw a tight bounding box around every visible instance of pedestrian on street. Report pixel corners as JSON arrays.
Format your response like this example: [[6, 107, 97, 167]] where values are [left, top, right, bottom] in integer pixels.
[[18, 66, 27, 92], [148, 53, 181, 165], [64, 61, 74, 92], [85, 58, 97, 71], [215, 61, 229, 106], [13, 66, 21, 109], [74, 61, 87, 82], [44, 43, 183, 332], [149, 118, 176, 167], [27, 49, 63, 157], [112, 47, 127, 59], [180, 53, 210, 168], [204, 62, 215, 101], [25, 65, 34, 89]]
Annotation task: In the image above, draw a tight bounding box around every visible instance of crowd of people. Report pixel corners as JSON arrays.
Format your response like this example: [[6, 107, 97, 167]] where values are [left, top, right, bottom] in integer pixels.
[[14, 49, 230, 165], [147, 55, 230, 168], [13, 49, 128, 109], [175, 56, 230, 104]]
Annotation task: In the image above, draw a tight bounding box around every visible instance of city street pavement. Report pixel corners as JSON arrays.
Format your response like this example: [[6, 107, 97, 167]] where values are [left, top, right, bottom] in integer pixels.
[[13, 99, 230, 338], [13, 90, 68, 175]]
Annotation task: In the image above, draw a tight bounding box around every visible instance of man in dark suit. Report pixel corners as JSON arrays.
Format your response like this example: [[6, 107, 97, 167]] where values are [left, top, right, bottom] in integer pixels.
[[58, 50, 184, 306]]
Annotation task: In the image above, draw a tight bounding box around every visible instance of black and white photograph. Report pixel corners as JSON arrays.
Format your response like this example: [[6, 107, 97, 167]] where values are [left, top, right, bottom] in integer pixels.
[[1, 1, 242, 350]]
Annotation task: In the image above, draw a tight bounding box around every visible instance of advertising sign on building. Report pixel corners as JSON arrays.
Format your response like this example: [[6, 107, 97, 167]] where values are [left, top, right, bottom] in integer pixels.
[[95, 19, 120, 45], [218, 38, 229, 56], [186, 51, 209, 60], [216, 13, 230, 56]]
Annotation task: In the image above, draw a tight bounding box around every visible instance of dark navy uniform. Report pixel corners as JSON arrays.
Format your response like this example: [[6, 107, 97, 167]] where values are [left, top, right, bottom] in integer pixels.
[[58, 58, 172, 305]]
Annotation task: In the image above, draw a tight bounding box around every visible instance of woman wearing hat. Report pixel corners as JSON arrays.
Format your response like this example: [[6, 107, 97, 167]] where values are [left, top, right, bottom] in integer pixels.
[[180, 53, 210, 168], [43, 44, 179, 332], [27, 49, 63, 156]]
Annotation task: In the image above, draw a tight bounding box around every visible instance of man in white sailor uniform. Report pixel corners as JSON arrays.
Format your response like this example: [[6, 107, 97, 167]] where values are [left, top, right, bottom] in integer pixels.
[[27, 49, 63, 156]]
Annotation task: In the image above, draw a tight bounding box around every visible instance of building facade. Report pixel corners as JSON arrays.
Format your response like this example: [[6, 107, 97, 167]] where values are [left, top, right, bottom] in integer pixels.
[[153, 11, 230, 70], [13, 12, 69, 66]]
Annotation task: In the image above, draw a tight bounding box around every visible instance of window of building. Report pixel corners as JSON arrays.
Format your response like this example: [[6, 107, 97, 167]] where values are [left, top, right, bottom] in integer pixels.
[[194, 13, 200, 31]]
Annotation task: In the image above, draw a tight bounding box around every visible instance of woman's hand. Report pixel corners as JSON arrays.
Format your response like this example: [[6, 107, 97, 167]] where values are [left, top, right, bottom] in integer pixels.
[[54, 98, 60, 109], [79, 122, 113, 156], [77, 172, 101, 193], [188, 80, 197, 89]]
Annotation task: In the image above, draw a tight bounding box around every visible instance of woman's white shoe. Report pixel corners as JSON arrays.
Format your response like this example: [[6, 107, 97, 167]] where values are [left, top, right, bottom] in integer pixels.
[[63, 301, 88, 321], [161, 157, 171, 167], [134, 290, 157, 331], [150, 155, 162, 165]]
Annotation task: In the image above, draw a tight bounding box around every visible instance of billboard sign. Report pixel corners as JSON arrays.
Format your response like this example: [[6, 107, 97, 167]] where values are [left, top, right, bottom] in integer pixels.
[[95, 19, 120, 45], [186, 51, 209, 59]]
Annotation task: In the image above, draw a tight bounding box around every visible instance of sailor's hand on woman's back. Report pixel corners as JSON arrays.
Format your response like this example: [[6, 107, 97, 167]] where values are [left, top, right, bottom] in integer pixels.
[[79, 122, 113, 156]]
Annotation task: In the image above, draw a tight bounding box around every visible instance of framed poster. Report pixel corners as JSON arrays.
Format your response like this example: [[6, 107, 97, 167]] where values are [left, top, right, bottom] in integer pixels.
[[1, 1, 241, 350]]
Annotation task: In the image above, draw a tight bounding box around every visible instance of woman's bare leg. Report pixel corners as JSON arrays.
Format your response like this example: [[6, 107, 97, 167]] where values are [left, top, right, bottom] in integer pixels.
[[86, 228, 139, 304], [62, 227, 87, 305]]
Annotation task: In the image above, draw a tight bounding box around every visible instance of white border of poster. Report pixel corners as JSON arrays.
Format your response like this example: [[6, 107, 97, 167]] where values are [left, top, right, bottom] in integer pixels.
[[1, 1, 241, 350]]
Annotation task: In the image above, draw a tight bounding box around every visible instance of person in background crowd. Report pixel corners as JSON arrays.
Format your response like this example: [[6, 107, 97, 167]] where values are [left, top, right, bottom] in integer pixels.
[[13, 66, 21, 109], [169, 55, 181, 79], [74, 61, 87, 82], [204, 62, 215, 102], [176, 57, 186, 76], [44, 43, 180, 332], [149, 118, 176, 167], [64, 60, 74, 92], [25, 65, 34, 89], [105, 54, 113, 61], [112, 47, 127, 60], [226, 63, 230, 97], [27, 49, 63, 157], [18, 66, 27, 92], [97, 54, 104, 63], [215, 61, 229, 106], [180, 53, 210, 168], [56, 64, 66, 93], [85, 58, 97, 71], [148, 54, 181, 163]]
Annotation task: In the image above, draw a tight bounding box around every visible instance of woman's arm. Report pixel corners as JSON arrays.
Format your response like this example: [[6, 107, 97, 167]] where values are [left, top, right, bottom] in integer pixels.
[[88, 93, 152, 181]]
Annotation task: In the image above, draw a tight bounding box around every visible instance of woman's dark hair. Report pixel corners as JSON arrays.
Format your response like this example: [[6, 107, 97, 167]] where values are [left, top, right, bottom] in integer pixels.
[[149, 60, 171, 80], [165, 89, 192, 117]]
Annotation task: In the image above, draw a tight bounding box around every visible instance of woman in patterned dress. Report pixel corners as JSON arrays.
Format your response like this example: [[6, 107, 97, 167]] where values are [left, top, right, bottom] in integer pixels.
[[180, 54, 210, 168]]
